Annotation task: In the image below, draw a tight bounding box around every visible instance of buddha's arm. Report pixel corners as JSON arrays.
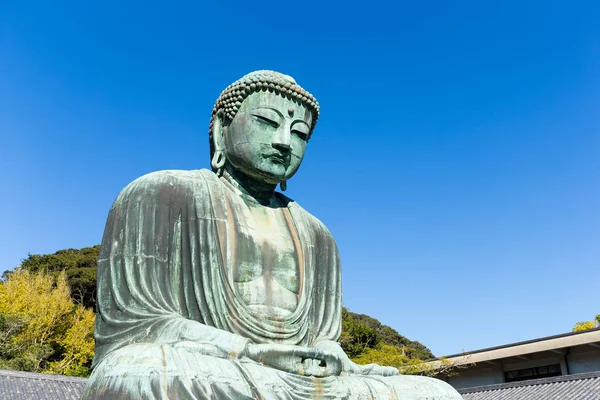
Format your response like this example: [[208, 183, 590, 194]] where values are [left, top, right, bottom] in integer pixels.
[[94, 170, 254, 363], [164, 317, 251, 358]]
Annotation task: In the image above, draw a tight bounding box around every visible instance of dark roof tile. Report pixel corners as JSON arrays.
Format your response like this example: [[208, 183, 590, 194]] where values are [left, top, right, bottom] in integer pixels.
[[459, 371, 600, 400], [0, 369, 87, 400]]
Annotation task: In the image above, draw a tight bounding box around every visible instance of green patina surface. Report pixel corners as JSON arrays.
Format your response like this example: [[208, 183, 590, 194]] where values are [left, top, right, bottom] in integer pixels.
[[81, 71, 462, 399]]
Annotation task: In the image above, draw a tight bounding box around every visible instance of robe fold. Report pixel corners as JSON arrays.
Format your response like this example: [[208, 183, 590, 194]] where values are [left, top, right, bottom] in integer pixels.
[[81, 169, 462, 400]]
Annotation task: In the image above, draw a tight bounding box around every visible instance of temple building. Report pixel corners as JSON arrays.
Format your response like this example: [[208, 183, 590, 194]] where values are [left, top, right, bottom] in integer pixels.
[[429, 327, 600, 399]]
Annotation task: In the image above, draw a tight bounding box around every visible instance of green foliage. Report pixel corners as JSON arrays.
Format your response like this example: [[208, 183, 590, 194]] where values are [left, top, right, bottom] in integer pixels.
[[19, 246, 100, 310], [341, 308, 438, 375], [353, 343, 412, 368], [0, 313, 29, 369], [340, 308, 380, 358], [345, 309, 434, 360]]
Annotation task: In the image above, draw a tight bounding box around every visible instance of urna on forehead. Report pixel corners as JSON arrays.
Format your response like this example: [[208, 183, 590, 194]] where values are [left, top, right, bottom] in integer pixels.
[[209, 70, 321, 134]]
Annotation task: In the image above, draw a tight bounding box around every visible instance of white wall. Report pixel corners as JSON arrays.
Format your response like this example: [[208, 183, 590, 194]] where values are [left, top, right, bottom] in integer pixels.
[[446, 366, 504, 390], [568, 347, 600, 374]]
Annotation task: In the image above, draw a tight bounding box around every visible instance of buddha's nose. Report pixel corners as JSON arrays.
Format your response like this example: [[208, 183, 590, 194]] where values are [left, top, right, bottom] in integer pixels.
[[272, 129, 292, 152]]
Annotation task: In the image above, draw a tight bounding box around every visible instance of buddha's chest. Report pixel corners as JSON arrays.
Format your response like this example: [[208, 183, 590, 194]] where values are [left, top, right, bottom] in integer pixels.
[[229, 201, 300, 317]]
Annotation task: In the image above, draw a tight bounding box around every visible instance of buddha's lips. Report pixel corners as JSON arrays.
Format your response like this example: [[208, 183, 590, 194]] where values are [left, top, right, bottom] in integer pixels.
[[264, 152, 288, 165]]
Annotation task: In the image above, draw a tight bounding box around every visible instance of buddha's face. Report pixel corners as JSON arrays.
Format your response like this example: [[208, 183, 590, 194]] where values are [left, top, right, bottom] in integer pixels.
[[222, 91, 312, 184]]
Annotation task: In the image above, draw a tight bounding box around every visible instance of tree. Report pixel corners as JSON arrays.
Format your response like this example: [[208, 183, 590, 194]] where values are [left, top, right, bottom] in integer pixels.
[[351, 343, 460, 376], [340, 307, 445, 375], [18, 246, 100, 310], [0, 268, 95, 376], [47, 305, 95, 376], [340, 308, 381, 358], [344, 309, 434, 360], [573, 315, 600, 332]]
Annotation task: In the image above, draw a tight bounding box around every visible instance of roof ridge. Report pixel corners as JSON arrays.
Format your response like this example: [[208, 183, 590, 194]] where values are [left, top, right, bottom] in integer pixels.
[[434, 327, 600, 360], [458, 371, 600, 394], [0, 369, 89, 383]]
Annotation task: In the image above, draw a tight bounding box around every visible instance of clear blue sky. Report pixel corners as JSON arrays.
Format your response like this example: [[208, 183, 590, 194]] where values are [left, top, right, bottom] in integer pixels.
[[1, 0, 599, 357]]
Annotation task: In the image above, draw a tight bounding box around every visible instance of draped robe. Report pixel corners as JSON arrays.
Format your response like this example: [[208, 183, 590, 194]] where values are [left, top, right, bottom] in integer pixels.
[[81, 169, 462, 400]]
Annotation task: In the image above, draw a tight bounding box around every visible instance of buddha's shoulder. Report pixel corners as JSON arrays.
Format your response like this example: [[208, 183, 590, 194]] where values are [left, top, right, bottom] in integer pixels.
[[278, 193, 335, 241], [115, 169, 218, 202]]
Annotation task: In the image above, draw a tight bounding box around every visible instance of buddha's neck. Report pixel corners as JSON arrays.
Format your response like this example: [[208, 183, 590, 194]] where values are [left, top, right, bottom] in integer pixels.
[[222, 166, 277, 205]]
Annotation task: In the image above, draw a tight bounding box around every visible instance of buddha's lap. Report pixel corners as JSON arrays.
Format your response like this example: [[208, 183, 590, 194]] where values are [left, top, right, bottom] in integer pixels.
[[84, 342, 255, 399], [86, 343, 461, 399]]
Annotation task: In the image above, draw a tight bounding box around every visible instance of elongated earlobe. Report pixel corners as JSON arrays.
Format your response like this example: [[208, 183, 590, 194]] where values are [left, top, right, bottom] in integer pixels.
[[211, 113, 226, 176], [280, 181, 287, 191], [211, 150, 226, 176]]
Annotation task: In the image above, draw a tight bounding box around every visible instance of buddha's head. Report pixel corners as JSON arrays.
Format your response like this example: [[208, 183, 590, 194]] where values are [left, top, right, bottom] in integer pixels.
[[209, 70, 320, 189]]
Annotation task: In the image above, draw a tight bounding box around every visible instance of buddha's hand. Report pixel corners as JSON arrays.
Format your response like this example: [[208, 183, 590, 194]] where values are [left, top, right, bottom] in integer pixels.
[[313, 341, 400, 377], [337, 355, 399, 377], [359, 363, 400, 377], [242, 343, 343, 377]]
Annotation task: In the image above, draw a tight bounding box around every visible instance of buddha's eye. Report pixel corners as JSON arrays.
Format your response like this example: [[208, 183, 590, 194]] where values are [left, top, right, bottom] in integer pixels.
[[252, 114, 279, 128], [292, 129, 308, 141]]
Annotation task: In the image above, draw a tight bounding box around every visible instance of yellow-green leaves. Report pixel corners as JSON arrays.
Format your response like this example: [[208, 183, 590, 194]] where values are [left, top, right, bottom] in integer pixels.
[[573, 315, 600, 332], [48, 306, 95, 376], [0, 268, 95, 376]]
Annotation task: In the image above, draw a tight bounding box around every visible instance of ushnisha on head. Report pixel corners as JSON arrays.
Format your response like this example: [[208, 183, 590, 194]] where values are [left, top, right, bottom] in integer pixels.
[[209, 70, 320, 190]]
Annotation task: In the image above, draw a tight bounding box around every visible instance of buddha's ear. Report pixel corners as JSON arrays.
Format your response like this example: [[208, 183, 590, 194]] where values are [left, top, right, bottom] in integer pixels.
[[212, 112, 225, 152], [211, 112, 227, 172]]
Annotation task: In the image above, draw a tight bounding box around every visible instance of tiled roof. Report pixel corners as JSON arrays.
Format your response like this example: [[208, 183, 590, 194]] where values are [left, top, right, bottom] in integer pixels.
[[0, 369, 88, 400], [459, 371, 600, 400]]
